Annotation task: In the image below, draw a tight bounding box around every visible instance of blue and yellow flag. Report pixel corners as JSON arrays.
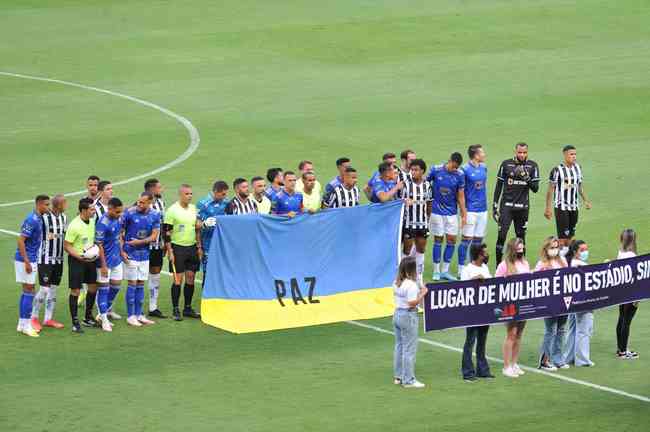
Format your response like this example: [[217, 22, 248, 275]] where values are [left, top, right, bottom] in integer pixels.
[[201, 200, 403, 333]]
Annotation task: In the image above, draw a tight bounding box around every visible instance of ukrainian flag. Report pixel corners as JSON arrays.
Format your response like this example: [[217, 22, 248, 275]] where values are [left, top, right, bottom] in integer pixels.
[[201, 200, 403, 333]]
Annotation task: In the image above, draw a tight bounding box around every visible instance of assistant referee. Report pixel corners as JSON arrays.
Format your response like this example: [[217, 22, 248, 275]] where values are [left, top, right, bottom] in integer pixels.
[[163, 184, 202, 321]]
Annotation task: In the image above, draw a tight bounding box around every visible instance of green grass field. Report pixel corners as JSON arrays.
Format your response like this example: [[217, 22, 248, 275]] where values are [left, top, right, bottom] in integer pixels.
[[1, 0, 650, 430]]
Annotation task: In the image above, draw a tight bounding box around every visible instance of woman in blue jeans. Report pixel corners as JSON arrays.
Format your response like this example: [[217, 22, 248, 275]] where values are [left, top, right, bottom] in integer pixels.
[[393, 256, 428, 388]]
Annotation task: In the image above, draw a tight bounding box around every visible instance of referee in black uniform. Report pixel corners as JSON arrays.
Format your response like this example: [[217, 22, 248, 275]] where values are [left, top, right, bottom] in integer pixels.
[[493, 142, 540, 264], [544, 145, 592, 254]]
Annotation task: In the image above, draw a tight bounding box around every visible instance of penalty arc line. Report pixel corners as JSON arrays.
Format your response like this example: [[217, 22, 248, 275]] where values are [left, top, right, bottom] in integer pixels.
[[0, 71, 200, 208], [0, 231, 648, 403]]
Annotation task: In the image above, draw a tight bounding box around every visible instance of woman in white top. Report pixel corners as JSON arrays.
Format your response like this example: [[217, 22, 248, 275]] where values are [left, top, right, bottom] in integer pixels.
[[536, 236, 569, 371], [563, 240, 595, 367], [616, 229, 639, 359], [393, 256, 428, 388], [495, 237, 531, 378]]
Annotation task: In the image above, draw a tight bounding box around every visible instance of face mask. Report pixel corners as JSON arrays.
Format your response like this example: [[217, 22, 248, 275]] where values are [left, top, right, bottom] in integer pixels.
[[548, 248, 560, 258], [515, 251, 525, 259], [579, 250, 589, 262]]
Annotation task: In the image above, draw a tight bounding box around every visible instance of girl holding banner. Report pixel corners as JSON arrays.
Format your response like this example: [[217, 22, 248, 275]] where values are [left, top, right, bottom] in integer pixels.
[[393, 257, 428, 388], [536, 236, 569, 371], [563, 240, 595, 367], [495, 238, 530, 378], [616, 229, 639, 360]]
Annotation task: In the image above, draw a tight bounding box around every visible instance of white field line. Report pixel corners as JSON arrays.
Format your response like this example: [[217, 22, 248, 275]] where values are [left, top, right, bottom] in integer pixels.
[[0, 227, 648, 403], [0, 71, 200, 208]]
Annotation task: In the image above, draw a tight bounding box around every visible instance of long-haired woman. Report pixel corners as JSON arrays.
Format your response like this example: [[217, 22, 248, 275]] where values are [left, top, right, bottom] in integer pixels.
[[616, 229, 639, 359]]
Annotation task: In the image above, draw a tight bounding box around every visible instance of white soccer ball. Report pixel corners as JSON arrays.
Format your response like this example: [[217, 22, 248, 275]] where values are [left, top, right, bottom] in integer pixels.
[[82, 244, 100, 261]]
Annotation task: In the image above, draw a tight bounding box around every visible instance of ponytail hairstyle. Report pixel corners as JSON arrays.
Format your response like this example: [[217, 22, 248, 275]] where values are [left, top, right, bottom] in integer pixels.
[[395, 256, 418, 287], [566, 240, 586, 267], [620, 229, 637, 254]]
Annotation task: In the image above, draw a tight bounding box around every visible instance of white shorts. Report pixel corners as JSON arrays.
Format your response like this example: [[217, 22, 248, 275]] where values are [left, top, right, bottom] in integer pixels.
[[124, 260, 149, 281], [462, 211, 488, 238], [429, 214, 459, 236], [96, 265, 124, 284], [15, 261, 37, 285]]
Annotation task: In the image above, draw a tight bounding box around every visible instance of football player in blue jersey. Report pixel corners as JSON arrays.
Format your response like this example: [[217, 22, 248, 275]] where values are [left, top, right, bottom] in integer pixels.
[[459, 145, 489, 278], [264, 168, 284, 203], [370, 162, 403, 203], [95, 197, 124, 332], [197, 180, 229, 276], [15, 195, 50, 337], [121, 192, 160, 327], [273, 171, 304, 217], [427, 152, 467, 281]]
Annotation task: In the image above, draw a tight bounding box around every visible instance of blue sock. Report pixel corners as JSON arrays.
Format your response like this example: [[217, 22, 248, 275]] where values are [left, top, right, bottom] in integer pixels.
[[458, 239, 471, 266], [444, 243, 456, 263], [19, 292, 34, 319], [135, 284, 145, 316], [98, 287, 109, 314], [108, 285, 120, 310], [126, 285, 136, 317], [432, 241, 442, 264]]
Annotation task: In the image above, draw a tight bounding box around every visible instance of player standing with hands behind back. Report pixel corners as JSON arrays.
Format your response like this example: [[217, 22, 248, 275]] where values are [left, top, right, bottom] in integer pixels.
[[493, 142, 540, 264]]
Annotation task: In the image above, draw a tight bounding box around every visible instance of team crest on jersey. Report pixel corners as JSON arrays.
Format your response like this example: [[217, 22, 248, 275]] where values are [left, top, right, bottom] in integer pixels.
[[474, 181, 484, 189], [137, 229, 148, 239], [507, 178, 514, 185]]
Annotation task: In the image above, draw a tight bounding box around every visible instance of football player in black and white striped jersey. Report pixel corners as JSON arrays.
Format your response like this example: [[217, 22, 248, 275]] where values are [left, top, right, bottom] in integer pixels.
[[94, 180, 113, 219], [226, 178, 258, 215], [145, 178, 167, 318], [399, 159, 432, 283], [324, 167, 360, 208]]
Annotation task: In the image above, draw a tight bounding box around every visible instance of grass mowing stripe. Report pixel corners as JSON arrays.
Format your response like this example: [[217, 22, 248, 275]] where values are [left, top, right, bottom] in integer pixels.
[[0, 71, 200, 208], [346, 320, 650, 403]]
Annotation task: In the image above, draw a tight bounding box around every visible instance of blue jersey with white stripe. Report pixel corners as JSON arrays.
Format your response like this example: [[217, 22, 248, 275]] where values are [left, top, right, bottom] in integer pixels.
[[427, 163, 465, 216], [462, 162, 488, 212], [122, 207, 160, 262], [95, 214, 123, 268], [264, 185, 282, 203], [15, 211, 42, 262], [273, 190, 303, 215]]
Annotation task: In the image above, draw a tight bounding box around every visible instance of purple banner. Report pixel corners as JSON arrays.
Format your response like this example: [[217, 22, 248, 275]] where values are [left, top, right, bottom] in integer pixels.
[[423, 254, 650, 332]]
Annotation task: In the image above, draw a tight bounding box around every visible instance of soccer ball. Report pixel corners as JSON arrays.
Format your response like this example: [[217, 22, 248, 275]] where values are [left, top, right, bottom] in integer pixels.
[[82, 244, 100, 261]]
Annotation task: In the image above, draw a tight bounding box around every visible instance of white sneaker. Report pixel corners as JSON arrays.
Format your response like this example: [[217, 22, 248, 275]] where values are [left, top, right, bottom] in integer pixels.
[[557, 363, 570, 370], [126, 316, 142, 327], [107, 310, 122, 320], [393, 377, 402, 385], [539, 364, 558, 372], [502, 367, 519, 378], [101, 317, 113, 332], [402, 380, 425, 388], [513, 364, 525, 376], [137, 315, 155, 325]]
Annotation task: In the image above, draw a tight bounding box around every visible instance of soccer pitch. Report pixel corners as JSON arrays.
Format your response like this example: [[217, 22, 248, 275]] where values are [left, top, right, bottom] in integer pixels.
[[1, 0, 650, 430]]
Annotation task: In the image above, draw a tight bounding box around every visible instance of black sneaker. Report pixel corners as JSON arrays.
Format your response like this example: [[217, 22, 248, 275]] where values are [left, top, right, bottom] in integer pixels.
[[72, 321, 84, 334], [148, 309, 167, 319], [172, 308, 183, 321], [183, 307, 201, 319], [82, 318, 99, 328]]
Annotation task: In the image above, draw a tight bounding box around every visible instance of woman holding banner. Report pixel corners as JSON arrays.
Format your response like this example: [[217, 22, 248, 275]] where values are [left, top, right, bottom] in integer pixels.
[[563, 240, 595, 367], [536, 236, 569, 371], [393, 256, 428, 388], [616, 229, 639, 360], [495, 238, 530, 378]]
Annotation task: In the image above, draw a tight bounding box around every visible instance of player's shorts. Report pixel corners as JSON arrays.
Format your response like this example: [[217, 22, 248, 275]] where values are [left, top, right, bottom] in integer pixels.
[[462, 211, 488, 238], [124, 260, 149, 281], [402, 227, 429, 240], [169, 244, 200, 274], [68, 256, 97, 289], [96, 264, 124, 284], [38, 263, 64, 286], [555, 209, 579, 239], [149, 248, 164, 268], [429, 214, 459, 236], [15, 261, 37, 285]]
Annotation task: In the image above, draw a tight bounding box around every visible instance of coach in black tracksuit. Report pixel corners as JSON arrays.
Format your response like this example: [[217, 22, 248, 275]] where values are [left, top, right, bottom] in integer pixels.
[[493, 142, 540, 264]]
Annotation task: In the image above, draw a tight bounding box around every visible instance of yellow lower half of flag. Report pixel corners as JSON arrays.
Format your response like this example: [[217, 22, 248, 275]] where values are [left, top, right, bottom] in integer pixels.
[[201, 287, 394, 334]]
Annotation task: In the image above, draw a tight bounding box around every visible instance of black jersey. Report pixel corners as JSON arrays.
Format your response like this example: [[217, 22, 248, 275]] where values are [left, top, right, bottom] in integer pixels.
[[493, 158, 540, 210]]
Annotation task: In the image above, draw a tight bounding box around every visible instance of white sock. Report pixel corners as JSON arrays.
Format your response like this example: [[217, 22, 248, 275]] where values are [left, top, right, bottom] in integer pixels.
[[433, 263, 441, 274], [458, 265, 465, 276], [44, 286, 58, 321], [415, 252, 425, 281], [442, 262, 450, 273], [18, 318, 27, 329], [148, 273, 160, 312], [31, 287, 48, 319]]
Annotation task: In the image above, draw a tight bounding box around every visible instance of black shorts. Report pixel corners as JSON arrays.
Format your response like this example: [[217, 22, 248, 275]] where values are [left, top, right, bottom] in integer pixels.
[[498, 206, 529, 238], [68, 256, 97, 288], [555, 209, 579, 239], [149, 248, 164, 268], [38, 263, 64, 286], [169, 244, 200, 274], [402, 227, 429, 240]]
